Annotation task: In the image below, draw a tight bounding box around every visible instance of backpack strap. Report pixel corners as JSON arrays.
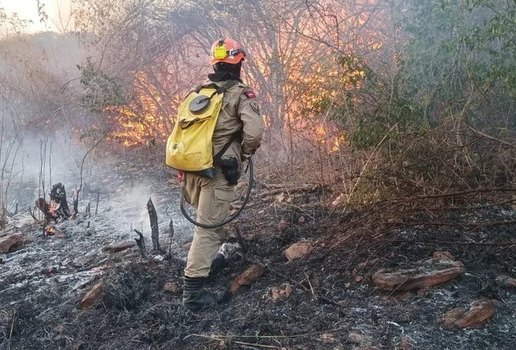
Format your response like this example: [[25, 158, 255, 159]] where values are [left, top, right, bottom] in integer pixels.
[[213, 79, 244, 164], [195, 80, 240, 94], [214, 132, 241, 164]]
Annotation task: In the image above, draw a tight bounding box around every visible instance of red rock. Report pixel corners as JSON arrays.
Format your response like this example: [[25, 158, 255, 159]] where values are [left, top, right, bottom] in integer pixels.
[[0, 233, 26, 253], [372, 258, 465, 291], [278, 218, 289, 232], [230, 264, 264, 295], [270, 284, 294, 301], [284, 241, 313, 261], [163, 282, 182, 294], [399, 336, 412, 350], [441, 298, 497, 328], [80, 283, 104, 309], [348, 331, 372, 346]]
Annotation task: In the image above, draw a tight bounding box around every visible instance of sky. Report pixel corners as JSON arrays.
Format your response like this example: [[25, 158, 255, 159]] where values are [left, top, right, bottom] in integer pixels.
[[1, 0, 73, 32]]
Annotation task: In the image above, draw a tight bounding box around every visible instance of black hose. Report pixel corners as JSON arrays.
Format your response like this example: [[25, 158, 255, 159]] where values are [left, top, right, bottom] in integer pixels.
[[179, 158, 254, 228]]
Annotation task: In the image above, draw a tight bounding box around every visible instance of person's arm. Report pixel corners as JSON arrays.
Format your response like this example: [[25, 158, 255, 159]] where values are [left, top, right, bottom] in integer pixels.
[[238, 89, 264, 158]]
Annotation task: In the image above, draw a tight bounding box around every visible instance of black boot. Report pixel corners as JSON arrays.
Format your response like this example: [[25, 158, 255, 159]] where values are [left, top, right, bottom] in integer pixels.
[[182, 276, 217, 312]]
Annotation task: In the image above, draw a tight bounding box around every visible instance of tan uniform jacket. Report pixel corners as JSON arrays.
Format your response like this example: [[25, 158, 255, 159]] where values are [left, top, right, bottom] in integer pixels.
[[207, 80, 264, 162]]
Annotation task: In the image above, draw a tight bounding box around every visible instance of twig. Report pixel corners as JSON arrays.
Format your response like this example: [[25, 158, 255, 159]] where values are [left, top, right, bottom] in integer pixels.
[[168, 219, 174, 258], [233, 341, 281, 349], [347, 123, 398, 204], [394, 187, 516, 202], [303, 271, 317, 301], [390, 219, 516, 229], [76, 132, 109, 209], [95, 193, 100, 215], [28, 206, 43, 225], [464, 113, 516, 148], [7, 310, 17, 350], [379, 239, 515, 247], [184, 333, 307, 341]]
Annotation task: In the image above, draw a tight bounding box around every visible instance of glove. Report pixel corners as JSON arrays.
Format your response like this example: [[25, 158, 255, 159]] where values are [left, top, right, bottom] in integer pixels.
[[241, 153, 252, 162]]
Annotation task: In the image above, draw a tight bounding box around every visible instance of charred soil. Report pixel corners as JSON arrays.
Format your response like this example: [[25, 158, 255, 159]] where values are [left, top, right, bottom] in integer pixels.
[[1, 154, 515, 350]]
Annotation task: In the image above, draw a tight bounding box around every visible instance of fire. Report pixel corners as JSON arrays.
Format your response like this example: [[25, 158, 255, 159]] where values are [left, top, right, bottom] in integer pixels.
[[108, 70, 179, 147], [313, 121, 346, 153]]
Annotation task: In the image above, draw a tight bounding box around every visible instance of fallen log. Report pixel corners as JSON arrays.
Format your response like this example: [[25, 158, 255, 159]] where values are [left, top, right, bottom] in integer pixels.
[[372, 258, 465, 291]]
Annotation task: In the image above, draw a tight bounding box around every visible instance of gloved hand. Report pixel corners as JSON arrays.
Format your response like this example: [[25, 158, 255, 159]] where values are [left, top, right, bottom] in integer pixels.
[[241, 153, 252, 162]]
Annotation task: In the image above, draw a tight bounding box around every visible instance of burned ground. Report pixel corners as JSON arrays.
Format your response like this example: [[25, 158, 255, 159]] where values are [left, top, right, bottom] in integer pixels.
[[0, 154, 515, 350]]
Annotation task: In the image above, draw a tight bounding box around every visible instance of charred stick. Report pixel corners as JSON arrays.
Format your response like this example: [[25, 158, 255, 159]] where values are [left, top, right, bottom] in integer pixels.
[[134, 229, 147, 258], [95, 193, 100, 215], [146, 198, 160, 251], [28, 206, 44, 225], [72, 188, 79, 216], [168, 219, 174, 258]]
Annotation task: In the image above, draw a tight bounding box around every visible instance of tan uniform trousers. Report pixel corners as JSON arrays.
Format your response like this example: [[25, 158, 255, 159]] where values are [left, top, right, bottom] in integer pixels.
[[183, 168, 234, 278]]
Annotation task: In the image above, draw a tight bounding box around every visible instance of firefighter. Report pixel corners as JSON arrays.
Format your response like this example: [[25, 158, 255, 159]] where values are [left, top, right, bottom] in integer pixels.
[[181, 38, 264, 312]]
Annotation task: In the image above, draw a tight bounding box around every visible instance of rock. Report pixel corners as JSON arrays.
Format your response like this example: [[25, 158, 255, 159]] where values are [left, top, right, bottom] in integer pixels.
[[276, 192, 286, 203], [372, 258, 465, 291], [0, 233, 26, 253], [80, 282, 104, 309], [348, 331, 372, 346], [278, 218, 289, 232], [102, 241, 136, 253], [270, 284, 294, 301], [495, 275, 516, 289], [320, 333, 337, 344], [163, 282, 182, 294], [432, 251, 454, 261], [441, 298, 497, 328], [399, 335, 412, 350], [230, 264, 264, 295], [284, 241, 313, 261]]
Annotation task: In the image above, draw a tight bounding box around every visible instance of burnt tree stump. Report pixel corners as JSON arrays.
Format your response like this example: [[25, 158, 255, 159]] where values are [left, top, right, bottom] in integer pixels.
[[134, 229, 147, 258], [146, 198, 160, 251], [50, 183, 71, 219]]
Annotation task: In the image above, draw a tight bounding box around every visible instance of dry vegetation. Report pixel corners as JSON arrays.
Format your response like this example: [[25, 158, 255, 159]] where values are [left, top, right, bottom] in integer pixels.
[[0, 0, 515, 349]]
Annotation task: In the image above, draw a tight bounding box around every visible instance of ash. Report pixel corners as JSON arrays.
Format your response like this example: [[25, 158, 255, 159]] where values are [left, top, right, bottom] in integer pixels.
[[1, 156, 515, 350]]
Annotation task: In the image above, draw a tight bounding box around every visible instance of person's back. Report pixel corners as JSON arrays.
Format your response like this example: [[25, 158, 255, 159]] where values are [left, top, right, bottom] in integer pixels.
[[179, 38, 264, 312]]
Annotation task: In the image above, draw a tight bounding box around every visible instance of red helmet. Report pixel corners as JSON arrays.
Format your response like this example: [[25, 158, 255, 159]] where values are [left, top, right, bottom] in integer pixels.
[[210, 38, 246, 65]]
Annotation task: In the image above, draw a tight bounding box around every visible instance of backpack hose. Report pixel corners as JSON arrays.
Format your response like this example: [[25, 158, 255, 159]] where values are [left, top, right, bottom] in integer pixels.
[[179, 158, 254, 228]]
